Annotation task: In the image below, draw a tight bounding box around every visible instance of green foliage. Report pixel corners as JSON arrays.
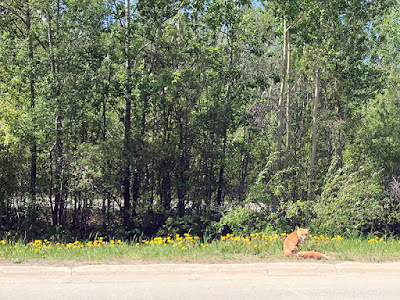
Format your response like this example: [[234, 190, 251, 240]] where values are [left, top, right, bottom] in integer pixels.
[[0, 0, 400, 240], [250, 166, 300, 206], [216, 206, 252, 236], [216, 206, 268, 236], [245, 152, 310, 231], [312, 161, 400, 235], [346, 89, 400, 180]]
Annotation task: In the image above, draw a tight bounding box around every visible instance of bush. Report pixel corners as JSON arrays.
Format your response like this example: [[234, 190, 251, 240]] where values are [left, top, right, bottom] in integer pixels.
[[245, 152, 309, 232], [312, 161, 400, 235], [216, 206, 270, 236]]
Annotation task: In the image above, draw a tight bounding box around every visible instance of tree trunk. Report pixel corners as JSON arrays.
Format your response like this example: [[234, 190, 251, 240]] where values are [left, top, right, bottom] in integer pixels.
[[177, 114, 188, 217], [216, 91, 229, 206], [307, 68, 320, 200], [276, 18, 288, 167], [238, 128, 251, 202], [27, 8, 37, 203], [123, 0, 133, 229], [102, 63, 112, 142], [47, 2, 63, 226], [216, 34, 234, 206], [216, 140, 226, 206], [285, 25, 291, 164]]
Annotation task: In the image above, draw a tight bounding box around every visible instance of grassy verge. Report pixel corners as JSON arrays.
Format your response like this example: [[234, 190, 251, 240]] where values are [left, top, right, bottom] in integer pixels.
[[1, 233, 400, 264]]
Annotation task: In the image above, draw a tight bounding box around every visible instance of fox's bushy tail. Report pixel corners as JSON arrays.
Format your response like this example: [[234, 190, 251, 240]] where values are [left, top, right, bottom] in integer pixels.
[[295, 251, 329, 259]]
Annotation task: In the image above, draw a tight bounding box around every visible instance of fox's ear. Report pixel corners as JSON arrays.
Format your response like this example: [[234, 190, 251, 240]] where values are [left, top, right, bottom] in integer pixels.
[[296, 226, 300, 231]]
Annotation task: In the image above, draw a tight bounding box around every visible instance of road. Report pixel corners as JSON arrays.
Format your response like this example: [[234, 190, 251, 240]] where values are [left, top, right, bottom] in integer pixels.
[[1, 262, 400, 299]]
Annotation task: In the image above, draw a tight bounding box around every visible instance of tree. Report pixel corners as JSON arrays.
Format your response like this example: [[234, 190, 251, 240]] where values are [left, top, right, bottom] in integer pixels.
[[122, 0, 133, 230], [307, 68, 320, 200], [0, 0, 399, 239]]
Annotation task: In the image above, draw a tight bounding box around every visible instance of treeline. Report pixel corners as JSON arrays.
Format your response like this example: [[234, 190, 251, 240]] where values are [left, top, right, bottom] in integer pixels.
[[1, 0, 400, 240]]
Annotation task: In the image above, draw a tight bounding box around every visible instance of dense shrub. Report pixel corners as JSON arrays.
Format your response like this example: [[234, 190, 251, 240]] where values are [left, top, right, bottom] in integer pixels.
[[311, 162, 400, 235]]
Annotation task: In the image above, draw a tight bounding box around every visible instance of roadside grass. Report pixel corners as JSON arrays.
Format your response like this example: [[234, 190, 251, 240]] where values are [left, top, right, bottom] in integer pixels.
[[328, 236, 400, 261], [1, 233, 400, 264]]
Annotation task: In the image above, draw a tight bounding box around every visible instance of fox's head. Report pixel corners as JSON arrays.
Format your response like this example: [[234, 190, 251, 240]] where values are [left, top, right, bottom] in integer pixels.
[[296, 228, 309, 243]]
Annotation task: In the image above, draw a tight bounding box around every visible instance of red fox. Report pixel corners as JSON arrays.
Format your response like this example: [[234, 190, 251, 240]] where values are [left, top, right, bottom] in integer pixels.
[[283, 228, 329, 259]]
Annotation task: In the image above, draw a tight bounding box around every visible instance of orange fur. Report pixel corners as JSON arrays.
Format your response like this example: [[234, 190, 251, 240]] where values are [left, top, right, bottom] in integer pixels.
[[283, 228, 328, 259]]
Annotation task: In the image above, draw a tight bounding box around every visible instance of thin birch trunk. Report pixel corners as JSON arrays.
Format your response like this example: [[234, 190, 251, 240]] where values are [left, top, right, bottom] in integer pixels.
[[285, 25, 291, 162], [277, 19, 288, 167], [307, 68, 320, 200]]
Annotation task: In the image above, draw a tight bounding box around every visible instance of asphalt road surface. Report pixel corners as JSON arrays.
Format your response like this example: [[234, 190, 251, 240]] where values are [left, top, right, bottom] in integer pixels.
[[2, 262, 400, 299]]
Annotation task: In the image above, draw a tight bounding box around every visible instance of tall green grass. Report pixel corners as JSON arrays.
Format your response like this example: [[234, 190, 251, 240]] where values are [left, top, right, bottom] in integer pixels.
[[1, 233, 399, 264]]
